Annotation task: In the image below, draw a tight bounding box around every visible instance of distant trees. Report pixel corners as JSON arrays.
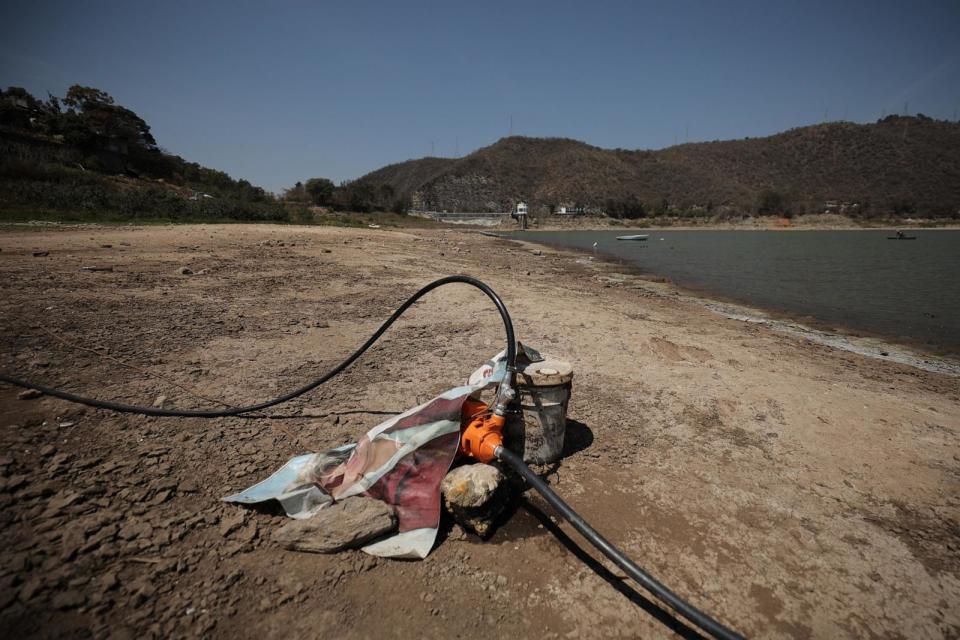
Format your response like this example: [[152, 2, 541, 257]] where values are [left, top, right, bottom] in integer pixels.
[[756, 188, 800, 217], [283, 177, 409, 214], [604, 195, 646, 219], [1, 84, 289, 221], [304, 177, 335, 205]]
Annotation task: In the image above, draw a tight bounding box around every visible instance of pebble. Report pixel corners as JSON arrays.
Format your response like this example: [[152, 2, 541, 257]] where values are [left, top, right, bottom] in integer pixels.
[[218, 509, 247, 537], [18, 389, 42, 400], [51, 589, 85, 610]]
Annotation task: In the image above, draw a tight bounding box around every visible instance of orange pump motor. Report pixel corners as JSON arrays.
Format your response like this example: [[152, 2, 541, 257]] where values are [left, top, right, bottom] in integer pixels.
[[459, 398, 505, 463]]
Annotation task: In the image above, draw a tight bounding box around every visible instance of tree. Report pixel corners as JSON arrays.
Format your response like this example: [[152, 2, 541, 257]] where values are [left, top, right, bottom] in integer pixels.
[[283, 181, 307, 202], [757, 189, 784, 215], [63, 85, 115, 110], [304, 177, 335, 206]]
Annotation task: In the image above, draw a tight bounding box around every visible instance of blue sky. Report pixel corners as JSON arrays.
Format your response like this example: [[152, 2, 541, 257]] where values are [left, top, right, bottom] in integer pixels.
[[3, 1, 959, 193]]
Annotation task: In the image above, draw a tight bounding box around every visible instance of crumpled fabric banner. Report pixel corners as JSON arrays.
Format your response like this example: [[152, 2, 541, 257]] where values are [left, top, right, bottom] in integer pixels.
[[223, 351, 507, 559]]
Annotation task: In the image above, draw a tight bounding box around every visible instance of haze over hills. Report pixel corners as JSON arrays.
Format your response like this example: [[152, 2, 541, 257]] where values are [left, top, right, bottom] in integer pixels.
[[355, 117, 960, 219]]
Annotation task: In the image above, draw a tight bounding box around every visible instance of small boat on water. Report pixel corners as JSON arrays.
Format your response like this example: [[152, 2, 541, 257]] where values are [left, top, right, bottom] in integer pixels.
[[887, 231, 917, 240], [616, 234, 649, 241]]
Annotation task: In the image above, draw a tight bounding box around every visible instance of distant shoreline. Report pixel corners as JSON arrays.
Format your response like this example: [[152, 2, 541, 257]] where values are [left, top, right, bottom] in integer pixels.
[[497, 229, 960, 376], [505, 213, 960, 232]]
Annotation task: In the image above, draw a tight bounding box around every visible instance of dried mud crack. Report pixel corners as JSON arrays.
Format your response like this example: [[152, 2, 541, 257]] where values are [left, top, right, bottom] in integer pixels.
[[0, 224, 958, 639]]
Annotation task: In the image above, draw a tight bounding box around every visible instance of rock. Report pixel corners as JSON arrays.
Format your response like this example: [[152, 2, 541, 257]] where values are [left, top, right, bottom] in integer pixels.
[[19, 576, 44, 601], [1, 475, 27, 492], [52, 589, 85, 610], [219, 509, 246, 537], [99, 571, 119, 592], [272, 496, 396, 553], [177, 267, 193, 275], [17, 389, 42, 400], [148, 490, 172, 506], [129, 579, 155, 606], [118, 520, 153, 541], [153, 395, 167, 408], [441, 463, 510, 538]]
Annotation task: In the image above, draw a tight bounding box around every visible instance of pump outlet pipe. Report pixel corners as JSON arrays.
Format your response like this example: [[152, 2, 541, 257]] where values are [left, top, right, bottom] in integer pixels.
[[495, 446, 743, 640]]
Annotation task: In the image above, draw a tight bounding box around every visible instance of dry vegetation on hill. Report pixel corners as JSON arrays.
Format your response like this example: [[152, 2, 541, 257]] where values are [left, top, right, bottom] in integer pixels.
[[357, 116, 960, 219]]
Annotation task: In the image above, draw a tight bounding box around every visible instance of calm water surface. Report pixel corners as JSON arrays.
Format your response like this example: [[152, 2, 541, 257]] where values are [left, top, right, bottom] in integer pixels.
[[509, 230, 960, 354]]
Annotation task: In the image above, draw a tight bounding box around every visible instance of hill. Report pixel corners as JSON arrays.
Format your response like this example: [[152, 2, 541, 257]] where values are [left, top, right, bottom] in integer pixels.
[[355, 118, 960, 219], [0, 86, 293, 222]]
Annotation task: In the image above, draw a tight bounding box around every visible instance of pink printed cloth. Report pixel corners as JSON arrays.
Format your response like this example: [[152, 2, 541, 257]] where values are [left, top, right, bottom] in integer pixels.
[[223, 351, 507, 559]]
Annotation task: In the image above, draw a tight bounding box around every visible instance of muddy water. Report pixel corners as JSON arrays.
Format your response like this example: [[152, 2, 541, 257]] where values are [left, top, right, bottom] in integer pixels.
[[509, 229, 960, 354]]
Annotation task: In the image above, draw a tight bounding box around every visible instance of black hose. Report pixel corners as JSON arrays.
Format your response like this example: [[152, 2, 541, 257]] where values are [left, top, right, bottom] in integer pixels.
[[497, 446, 745, 640], [0, 275, 516, 418], [3, 273, 743, 638]]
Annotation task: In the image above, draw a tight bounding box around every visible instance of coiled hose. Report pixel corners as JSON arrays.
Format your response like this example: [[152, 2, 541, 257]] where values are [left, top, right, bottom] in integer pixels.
[[0, 274, 742, 639]]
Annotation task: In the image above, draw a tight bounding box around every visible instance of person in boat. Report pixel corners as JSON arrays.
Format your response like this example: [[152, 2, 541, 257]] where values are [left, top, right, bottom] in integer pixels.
[[896, 230, 905, 239]]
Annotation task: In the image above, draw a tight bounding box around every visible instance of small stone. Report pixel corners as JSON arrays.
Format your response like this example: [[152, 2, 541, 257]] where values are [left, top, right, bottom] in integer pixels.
[[19, 576, 44, 601], [219, 509, 246, 537], [2, 475, 27, 492], [272, 496, 396, 553], [148, 490, 171, 506], [118, 520, 153, 541], [18, 389, 42, 400], [99, 572, 119, 592], [177, 267, 193, 275], [153, 395, 167, 409], [52, 590, 85, 610], [129, 579, 155, 606]]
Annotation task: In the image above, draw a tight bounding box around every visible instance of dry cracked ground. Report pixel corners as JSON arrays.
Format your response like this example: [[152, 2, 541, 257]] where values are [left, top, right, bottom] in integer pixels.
[[0, 223, 958, 639]]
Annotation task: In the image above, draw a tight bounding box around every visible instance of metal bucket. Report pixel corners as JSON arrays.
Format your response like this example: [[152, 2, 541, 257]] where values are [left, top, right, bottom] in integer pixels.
[[505, 356, 573, 464]]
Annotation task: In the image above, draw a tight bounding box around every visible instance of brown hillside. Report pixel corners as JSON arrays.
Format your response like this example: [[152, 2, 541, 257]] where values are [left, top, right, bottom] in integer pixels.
[[356, 117, 960, 217]]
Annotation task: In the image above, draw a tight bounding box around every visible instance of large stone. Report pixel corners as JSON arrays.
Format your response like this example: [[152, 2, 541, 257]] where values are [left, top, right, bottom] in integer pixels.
[[272, 496, 396, 553], [441, 463, 510, 538]]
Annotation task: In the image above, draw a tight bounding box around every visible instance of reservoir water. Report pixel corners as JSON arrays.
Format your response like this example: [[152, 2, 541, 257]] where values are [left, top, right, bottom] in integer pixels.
[[508, 229, 960, 355]]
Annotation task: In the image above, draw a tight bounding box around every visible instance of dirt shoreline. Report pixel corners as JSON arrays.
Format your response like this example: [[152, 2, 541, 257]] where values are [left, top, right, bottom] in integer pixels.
[[1, 224, 958, 639]]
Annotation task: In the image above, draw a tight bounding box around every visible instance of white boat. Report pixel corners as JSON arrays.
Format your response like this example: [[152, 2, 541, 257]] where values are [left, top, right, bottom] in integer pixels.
[[616, 234, 649, 241]]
